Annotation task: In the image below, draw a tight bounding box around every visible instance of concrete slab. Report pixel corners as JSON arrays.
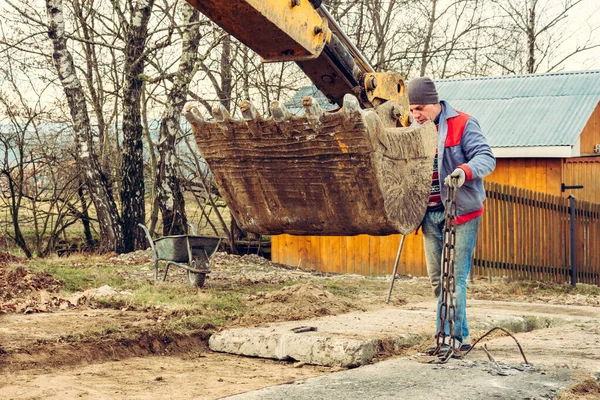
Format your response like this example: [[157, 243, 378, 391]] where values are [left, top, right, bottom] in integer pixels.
[[223, 356, 574, 400], [210, 300, 600, 367]]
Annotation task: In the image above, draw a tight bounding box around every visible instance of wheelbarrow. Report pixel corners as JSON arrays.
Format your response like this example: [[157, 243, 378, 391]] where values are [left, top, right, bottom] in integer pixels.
[[139, 224, 222, 288]]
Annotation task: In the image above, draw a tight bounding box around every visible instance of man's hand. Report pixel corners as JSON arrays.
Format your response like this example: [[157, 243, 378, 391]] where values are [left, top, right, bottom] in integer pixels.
[[444, 168, 466, 188]]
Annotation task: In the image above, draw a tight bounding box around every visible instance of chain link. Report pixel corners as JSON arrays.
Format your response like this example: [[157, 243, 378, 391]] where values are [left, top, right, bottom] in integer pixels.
[[431, 177, 458, 362]]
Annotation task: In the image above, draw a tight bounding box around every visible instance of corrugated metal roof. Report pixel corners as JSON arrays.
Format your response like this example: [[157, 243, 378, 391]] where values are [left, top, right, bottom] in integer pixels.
[[434, 70, 600, 148]]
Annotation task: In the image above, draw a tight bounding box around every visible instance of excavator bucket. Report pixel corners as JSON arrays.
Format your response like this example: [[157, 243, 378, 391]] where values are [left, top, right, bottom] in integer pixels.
[[184, 94, 437, 236]]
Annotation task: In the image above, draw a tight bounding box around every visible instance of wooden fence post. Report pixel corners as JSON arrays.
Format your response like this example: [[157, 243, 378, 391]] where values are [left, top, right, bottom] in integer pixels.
[[568, 194, 577, 287]]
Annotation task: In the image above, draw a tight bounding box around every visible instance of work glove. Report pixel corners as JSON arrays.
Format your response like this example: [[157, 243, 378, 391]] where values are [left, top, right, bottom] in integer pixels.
[[444, 168, 466, 188]]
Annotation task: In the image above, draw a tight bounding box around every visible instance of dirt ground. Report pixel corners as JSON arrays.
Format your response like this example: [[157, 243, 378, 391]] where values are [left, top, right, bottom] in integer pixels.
[[1, 251, 599, 399]]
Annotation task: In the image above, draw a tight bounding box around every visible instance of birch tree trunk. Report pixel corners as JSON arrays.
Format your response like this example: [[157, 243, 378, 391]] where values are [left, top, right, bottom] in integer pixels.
[[46, 0, 125, 253], [526, 0, 536, 74], [121, 0, 154, 251], [156, 3, 201, 236]]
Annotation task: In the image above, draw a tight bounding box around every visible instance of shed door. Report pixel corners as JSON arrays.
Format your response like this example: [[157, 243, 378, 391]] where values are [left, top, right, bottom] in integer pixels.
[[562, 157, 600, 202]]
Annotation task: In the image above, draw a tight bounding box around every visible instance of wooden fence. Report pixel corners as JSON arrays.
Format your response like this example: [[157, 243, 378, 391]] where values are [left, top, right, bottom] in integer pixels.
[[475, 182, 600, 286], [272, 181, 600, 286]]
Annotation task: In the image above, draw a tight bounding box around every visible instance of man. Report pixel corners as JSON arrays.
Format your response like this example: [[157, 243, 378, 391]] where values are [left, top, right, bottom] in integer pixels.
[[407, 77, 496, 352]]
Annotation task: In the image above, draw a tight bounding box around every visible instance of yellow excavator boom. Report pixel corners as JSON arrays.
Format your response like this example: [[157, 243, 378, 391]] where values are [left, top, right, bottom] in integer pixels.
[[183, 0, 437, 236]]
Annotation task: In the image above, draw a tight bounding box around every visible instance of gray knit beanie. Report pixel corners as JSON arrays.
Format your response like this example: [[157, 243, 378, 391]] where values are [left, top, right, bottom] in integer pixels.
[[407, 77, 439, 104]]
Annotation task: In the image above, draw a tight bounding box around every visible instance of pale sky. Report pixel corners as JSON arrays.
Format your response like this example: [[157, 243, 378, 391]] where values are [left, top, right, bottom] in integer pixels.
[[541, 0, 600, 71]]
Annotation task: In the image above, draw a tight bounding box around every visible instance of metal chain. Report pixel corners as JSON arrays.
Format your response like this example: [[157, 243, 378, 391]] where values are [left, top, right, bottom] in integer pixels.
[[432, 178, 458, 362]]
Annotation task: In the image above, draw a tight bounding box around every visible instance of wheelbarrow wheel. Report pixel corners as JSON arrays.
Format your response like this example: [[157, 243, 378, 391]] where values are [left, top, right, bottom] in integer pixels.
[[188, 257, 207, 288], [187, 271, 206, 288]]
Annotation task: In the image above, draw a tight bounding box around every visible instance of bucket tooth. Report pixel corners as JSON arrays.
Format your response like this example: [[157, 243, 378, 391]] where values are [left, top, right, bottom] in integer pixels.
[[213, 104, 232, 122], [270, 101, 291, 123], [240, 100, 262, 121], [183, 104, 204, 125], [240, 100, 264, 138], [302, 96, 323, 117], [341, 93, 362, 116], [340, 93, 363, 129], [183, 105, 209, 139]]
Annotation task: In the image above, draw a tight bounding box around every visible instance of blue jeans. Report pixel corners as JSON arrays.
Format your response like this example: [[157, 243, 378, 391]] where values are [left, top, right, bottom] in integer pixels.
[[422, 210, 480, 344]]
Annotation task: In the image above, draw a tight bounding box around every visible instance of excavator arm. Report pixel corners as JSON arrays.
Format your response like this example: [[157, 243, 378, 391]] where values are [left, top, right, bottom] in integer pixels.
[[186, 0, 410, 120], [183, 0, 437, 236]]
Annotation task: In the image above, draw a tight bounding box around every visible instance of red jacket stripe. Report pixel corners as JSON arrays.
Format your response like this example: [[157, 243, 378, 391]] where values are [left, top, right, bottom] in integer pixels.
[[455, 207, 484, 224], [444, 111, 471, 147], [457, 164, 473, 181]]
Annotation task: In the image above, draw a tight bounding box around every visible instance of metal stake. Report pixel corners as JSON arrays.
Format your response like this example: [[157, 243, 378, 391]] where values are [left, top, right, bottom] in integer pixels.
[[386, 234, 406, 304]]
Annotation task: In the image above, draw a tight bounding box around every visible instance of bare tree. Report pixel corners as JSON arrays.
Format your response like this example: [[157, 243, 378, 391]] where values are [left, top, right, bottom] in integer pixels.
[[45, 0, 125, 253], [489, 0, 600, 73], [0, 97, 34, 258], [114, 0, 157, 251], [155, 2, 201, 236]]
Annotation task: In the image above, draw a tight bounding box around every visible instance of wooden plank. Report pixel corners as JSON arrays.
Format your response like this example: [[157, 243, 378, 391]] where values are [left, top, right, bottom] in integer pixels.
[[541, 192, 548, 282], [517, 187, 524, 279], [564, 196, 570, 283], [488, 181, 497, 279], [546, 193, 552, 282], [527, 190, 533, 281], [590, 204, 600, 286], [486, 183, 495, 280], [344, 236, 357, 275], [576, 202, 585, 284], [512, 187, 519, 279], [508, 185, 515, 279], [539, 192, 546, 281], [535, 159, 548, 193], [522, 189, 535, 279], [553, 194, 561, 283], [498, 183, 505, 281], [385, 234, 401, 276], [524, 160, 537, 192], [531, 191, 536, 281], [475, 197, 484, 278], [323, 236, 339, 273], [557, 195, 564, 282], [369, 235, 382, 276], [296, 236, 308, 270], [591, 204, 600, 286], [280, 234, 292, 267], [328, 236, 341, 274], [414, 232, 427, 278], [271, 235, 283, 264], [290, 235, 302, 268], [404, 233, 422, 277], [547, 159, 562, 197], [355, 234, 370, 276]]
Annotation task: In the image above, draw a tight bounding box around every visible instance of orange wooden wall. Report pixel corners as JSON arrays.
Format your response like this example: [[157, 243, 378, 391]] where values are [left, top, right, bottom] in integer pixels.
[[272, 232, 426, 276], [580, 102, 600, 155], [487, 158, 562, 196]]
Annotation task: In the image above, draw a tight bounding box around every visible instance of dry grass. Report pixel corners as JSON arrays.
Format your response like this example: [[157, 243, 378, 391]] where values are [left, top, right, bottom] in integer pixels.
[[557, 377, 600, 400]]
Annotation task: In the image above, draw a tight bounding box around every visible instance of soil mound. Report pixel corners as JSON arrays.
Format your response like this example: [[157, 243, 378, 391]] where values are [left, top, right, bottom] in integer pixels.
[[243, 283, 364, 324]]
